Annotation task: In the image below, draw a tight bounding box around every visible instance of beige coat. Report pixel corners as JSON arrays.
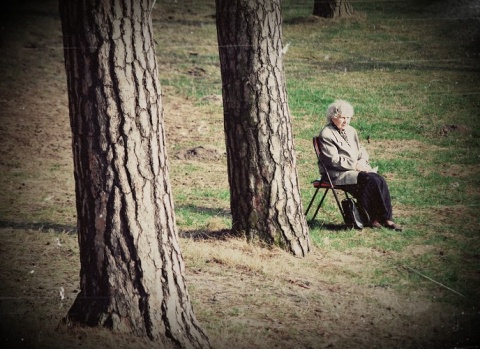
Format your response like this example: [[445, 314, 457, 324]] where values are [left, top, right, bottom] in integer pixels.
[[318, 124, 371, 185]]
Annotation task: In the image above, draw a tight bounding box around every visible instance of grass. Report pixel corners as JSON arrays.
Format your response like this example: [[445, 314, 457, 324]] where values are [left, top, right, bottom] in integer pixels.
[[280, 0, 480, 307], [2, 0, 478, 302]]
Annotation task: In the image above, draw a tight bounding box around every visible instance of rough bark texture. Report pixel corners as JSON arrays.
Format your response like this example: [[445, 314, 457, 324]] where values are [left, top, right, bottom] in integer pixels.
[[59, 1, 210, 348], [313, 0, 354, 18], [215, 0, 311, 256]]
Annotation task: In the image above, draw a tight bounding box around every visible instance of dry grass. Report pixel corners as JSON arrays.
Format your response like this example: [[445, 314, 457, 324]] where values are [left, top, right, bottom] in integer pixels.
[[1, 227, 471, 349], [1, 0, 480, 348]]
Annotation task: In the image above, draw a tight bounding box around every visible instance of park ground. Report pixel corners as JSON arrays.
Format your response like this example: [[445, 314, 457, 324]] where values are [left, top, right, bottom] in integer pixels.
[[1, 0, 480, 348]]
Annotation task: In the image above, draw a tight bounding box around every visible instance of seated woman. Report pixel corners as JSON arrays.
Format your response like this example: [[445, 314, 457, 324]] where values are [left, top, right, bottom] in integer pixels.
[[318, 99, 402, 231]]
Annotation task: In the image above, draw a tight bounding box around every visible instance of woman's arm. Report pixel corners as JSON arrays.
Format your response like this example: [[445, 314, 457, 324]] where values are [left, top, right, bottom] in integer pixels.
[[319, 131, 357, 171]]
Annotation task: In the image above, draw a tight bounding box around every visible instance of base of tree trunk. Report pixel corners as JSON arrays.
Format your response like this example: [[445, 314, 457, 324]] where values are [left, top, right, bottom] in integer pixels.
[[313, 0, 354, 18], [62, 294, 117, 330], [56, 316, 178, 349], [57, 293, 178, 348]]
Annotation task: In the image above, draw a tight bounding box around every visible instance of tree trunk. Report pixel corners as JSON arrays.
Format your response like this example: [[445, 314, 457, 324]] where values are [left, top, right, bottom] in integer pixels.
[[58, 1, 210, 348], [215, 0, 311, 256], [313, 0, 354, 18]]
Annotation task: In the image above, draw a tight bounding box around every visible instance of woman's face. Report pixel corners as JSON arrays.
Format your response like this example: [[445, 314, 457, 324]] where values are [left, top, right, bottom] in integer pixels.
[[332, 115, 351, 130]]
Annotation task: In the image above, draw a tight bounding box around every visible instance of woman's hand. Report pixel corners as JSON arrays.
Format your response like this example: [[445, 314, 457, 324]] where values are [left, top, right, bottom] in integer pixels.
[[356, 159, 372, 172]]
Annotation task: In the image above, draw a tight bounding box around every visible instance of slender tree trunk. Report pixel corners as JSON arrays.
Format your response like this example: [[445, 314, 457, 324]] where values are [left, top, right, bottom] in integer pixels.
[[59, 1, 210, 348], [313, 0, 354, 18], [216, 0, 311, 256]]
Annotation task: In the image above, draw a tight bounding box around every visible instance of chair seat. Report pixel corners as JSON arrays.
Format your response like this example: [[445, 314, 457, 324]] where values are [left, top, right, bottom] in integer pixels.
[[312, 180, 332, 189]]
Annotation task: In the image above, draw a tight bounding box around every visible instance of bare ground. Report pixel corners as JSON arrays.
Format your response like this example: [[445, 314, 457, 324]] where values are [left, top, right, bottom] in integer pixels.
[[1, 1, 479, 349]]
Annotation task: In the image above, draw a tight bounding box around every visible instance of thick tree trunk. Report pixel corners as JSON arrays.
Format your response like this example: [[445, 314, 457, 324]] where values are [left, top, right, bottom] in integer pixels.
[[313, 0, 354, 18], [215, 0, 310, 256], [59, 1, 210, 348]]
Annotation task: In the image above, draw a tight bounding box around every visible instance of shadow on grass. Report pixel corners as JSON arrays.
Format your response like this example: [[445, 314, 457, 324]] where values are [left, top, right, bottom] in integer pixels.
[[295, 58, 480, 74], [0, 220, 76, 234], [179, 228, 242, 241], [181, 222, 351, 242], [176, 203, 231, 218], [307, 220, 349, 231]]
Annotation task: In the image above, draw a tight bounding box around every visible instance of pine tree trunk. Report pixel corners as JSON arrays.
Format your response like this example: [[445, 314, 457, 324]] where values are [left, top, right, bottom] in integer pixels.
[[216, 0, 311, 256], [59, 1, 210, 348], [313, 0, 354, 18]]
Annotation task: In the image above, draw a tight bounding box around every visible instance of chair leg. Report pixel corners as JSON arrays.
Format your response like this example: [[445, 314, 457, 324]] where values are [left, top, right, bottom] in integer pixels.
[[331, 189, 348, 225], [310, 188, 329, 222], [304, 187, 320, 216]]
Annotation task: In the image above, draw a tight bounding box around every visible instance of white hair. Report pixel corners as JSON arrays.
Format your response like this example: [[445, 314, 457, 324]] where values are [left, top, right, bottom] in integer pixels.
[[326, 100, 354, 123]]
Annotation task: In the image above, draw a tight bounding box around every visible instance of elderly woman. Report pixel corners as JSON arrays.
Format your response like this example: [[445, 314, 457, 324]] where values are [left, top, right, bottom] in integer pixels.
[[318, 99, 402, 231]]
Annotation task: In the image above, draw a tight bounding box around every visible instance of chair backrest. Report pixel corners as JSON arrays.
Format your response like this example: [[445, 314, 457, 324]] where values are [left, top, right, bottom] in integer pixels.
[[313, 136, 335, 186]]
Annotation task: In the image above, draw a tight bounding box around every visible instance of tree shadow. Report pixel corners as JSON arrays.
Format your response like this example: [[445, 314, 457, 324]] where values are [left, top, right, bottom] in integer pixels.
[[172, 204, 238, 241], [175, 203, 231, 218], [307, 220, 350, 231], [0, 218, 242, 242], [0, 220, 77, 234], [179, 228, 242, 241], [298, 58, 480, 74]]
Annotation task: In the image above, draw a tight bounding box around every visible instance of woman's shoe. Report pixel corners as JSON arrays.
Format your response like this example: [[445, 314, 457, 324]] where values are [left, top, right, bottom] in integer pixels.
[[370, 220, 382, 229], [384, 221, 403, 231]]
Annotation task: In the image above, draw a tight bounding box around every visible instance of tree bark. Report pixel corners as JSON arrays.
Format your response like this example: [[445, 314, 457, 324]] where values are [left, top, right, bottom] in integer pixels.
[[215, 0, 311, 256], [313, 0, 354, 18], [59, 1, 210, 348]]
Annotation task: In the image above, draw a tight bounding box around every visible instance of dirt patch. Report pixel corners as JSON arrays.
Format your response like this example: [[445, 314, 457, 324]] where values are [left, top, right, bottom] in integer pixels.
[[438, 124, 471, 136], [174, 146, 225, 161]]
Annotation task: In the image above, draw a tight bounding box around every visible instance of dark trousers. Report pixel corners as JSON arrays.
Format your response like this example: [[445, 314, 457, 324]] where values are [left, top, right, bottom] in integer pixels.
[[355, 172, 393, 223]]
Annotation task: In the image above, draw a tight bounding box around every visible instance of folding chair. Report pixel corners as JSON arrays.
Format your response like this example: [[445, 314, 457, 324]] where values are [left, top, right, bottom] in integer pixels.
[[304, 136, 355, 225]]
